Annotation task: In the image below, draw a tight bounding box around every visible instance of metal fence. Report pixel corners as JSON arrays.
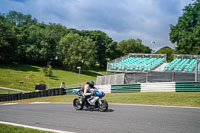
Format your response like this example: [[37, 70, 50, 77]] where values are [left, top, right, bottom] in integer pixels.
[[96, 73, 125, 85], [125, 72, 147, 83], [174, 54, 200, 60], [126, 71, 198, 83], [97, 70, 200, 85]]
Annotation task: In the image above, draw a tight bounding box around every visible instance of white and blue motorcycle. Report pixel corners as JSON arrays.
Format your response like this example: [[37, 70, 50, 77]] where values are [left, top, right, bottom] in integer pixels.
[[73, 88, 108, 112]]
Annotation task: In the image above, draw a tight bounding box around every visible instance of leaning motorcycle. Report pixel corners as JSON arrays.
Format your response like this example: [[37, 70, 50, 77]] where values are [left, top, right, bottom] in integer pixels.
[[73, 88, 108, 112]]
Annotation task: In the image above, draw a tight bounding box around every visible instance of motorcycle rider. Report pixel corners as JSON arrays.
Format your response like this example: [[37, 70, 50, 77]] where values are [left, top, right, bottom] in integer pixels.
[[80, 80, 95, 104]]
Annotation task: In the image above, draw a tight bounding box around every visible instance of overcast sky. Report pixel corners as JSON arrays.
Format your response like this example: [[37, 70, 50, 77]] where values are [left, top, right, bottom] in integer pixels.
[[0, 0, 193, 50]]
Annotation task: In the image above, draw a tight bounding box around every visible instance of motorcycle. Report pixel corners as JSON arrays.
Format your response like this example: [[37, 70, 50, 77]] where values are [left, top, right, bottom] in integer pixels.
[[73, 88, 108, 112]]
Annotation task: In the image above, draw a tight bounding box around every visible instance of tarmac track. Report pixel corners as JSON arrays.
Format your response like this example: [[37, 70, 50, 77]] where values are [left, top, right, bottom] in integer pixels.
[[0, 103, 200, 133]]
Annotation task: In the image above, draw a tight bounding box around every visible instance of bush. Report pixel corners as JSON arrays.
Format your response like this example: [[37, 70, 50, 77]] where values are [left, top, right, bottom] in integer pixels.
[[43, 64, 53, 77]]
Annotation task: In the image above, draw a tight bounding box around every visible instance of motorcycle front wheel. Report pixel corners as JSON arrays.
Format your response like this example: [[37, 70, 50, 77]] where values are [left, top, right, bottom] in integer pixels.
[[73, 98, 84, 110], [98, 99, 108, 112]]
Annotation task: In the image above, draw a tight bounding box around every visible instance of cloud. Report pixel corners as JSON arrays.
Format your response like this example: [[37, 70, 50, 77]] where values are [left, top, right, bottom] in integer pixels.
[[0, 0, 193, 50]]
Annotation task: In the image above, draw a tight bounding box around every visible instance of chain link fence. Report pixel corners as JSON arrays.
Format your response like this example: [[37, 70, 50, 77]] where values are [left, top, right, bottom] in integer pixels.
[[125, 71, 196, 84], [97, 69, 200, 85]]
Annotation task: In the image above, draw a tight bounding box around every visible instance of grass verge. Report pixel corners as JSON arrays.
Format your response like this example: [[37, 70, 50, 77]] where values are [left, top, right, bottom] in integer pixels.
[[0, 63, 101, 91], [0, 123, 53, 133], [0, 88, 20, 94], [1, 92, 200, 107]]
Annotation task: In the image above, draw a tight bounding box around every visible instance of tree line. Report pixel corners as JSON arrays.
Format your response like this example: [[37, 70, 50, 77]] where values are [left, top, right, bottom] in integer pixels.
[[0, 11, 151, 69]]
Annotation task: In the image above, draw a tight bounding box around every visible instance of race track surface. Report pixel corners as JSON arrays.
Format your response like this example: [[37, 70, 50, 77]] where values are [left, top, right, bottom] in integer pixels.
[[0, 103, 200, 133]]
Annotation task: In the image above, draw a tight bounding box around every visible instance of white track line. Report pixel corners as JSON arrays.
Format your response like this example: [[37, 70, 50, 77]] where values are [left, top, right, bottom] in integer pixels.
[[0, 102, 50, 105], [0, 103, 18, 105], [0, 121, 74, 133], [111, 103, 200, 109]]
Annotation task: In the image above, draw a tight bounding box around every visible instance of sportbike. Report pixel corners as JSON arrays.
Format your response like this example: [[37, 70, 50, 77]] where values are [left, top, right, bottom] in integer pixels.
[[73, 88, 108, 112]]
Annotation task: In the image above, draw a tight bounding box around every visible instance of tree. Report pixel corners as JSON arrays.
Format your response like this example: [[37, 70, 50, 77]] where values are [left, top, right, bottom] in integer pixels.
[[156, 46, 175, 62], [58, 33, 96, 70], [6, 11, 37, 26], [106, 41, 119, 61], [80, 30, 113, 68], [13, 22, 67, 65], [170, 0, 200, 54], [42, 23, 68, 65], [4, 11, 40, 64], [43, 62, 53, 77], [22, 25, 45, 64], [0, 16, 17, 63], [117, 39, 151, 56]]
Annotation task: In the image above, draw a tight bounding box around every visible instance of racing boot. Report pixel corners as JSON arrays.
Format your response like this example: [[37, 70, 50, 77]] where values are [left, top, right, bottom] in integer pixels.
[[80, 96, 85, 104]]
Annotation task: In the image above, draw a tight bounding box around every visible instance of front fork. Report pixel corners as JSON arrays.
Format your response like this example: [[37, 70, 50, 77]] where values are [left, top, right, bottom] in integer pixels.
[[97, 98, 104, 107]]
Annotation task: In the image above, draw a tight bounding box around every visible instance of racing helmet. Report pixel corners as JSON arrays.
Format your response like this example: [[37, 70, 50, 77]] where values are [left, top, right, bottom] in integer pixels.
[[87, 80, 94, 88]]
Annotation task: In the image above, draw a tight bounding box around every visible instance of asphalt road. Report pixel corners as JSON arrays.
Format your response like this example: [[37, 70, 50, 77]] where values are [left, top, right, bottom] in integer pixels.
[[0, 103, 200, 133]]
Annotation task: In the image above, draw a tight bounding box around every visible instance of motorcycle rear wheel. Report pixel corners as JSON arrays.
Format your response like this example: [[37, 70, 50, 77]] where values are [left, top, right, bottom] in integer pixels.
[[98, 99, 108, 112], [73, 98, 84, 110]]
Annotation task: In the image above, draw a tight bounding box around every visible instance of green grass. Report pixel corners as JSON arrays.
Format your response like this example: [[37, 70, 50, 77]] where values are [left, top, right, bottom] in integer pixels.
[[106, 92, 200, 107], [1, 92, 200, 107], [0, 63, 102, 91], [0, 123, 53, 133], [0, 88, 20, 94]]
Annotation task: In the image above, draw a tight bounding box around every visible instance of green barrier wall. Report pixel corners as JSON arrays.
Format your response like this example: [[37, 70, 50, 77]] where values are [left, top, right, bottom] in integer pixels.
[[176, 81, 200, 92], [64, 82, 200, 94], [111, 84, 141, 93]]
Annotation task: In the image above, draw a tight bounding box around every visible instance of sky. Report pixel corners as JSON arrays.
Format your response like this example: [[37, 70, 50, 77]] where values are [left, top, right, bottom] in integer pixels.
[[0, 0, 193, 50]]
